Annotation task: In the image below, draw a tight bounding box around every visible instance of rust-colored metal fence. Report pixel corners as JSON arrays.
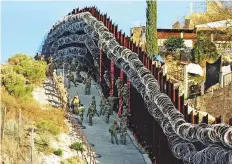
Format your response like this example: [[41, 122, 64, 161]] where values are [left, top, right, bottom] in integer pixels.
[[69, 7, 232, 164]]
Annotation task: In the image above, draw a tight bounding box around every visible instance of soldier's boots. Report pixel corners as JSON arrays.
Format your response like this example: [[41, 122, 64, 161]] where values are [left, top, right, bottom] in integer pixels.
[[106, 114, 110, 123], [89, 117, 93, 126], [111, 136, 118, 145]]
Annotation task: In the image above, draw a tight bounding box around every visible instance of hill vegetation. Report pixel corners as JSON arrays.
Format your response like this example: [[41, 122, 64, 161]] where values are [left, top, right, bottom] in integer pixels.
[[1, 54, 67, 163]]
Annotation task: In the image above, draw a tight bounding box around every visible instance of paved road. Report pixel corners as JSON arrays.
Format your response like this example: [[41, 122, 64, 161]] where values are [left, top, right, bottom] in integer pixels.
[[65, 73, 146, 164]]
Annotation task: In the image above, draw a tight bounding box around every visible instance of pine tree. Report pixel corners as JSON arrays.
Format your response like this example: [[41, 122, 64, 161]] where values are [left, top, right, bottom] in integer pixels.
[[146, 0, 158, 59]]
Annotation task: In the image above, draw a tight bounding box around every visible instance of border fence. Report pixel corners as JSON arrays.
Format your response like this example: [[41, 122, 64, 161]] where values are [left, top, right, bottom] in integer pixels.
[[58, 7, 232, 164]]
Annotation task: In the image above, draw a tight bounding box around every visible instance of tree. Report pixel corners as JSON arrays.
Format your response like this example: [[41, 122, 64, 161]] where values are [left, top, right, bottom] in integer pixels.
[[192, 34, 219, 65], [191, 1, 232, 39], [8, 54, 47, 85], [146, 0, 158, 59], [1, 67, 33, 97], [163, 36, 186, 52]]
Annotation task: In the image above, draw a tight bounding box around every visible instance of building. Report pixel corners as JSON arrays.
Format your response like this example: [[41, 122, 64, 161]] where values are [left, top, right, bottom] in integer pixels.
[[130, 26, 197, 51], [131, 1, 232, 53]]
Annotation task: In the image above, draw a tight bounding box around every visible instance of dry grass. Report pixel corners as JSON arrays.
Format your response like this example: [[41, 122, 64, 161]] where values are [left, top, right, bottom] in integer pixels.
[[1, 86, 68, 161], [1, 88, 67, 132], [61, 156, 87, 164]]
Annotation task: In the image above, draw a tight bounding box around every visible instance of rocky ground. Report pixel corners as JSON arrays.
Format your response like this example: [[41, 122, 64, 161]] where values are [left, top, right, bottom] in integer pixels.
[[32, 79, 87, 164]]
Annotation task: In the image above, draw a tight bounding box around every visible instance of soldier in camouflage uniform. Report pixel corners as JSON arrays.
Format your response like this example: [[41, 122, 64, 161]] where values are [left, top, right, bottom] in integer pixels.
[[91, 96, 99, 117], [99, 98, 106, 116], [120, 112, 127, 145], [87, 103, 95, 126], [109, 119, 119, 144], [85, 75, 91, 95], [115, 77, 122, 97], [103, 71, 110, 87], [122, 105, 127, 116], [105, 101, 111, 124], [66, 70, 77, 88], [107, 96, 119, 115], [122, 83, 129, 106], [78, 104, 85, 125], [71, 96, 80, 115], [75, 69, 84, 83]]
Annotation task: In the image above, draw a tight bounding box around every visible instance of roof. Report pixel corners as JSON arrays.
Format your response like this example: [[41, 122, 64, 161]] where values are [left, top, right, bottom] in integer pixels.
[[196, 19, 232, 28], [131, 26, 195, 33]]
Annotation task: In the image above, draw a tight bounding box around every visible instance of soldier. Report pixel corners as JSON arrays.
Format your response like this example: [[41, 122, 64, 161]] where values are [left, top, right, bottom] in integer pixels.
[[115, 77, 122, 97], [87, 103, 95, 126], [105, 101, 111, 124], [99, 98, 106, 116], [122, 83, 129, 106], [109, 119, 119, 144], [75, 69, 84, 83], [107, 96, 119, 115], [71, 96, 80, 115], [66, 70, 77, 88], [119, 113, 127, 145], [91, 96, 99, 117], [78, 104, 85, 125], [122, 105, 127, 116], [85, 75, 92, 95], [103, 71, 110, 87]]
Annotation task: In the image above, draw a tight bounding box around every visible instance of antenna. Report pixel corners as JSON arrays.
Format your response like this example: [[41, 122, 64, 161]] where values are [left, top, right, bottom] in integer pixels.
[[190, 1, 193, 14]]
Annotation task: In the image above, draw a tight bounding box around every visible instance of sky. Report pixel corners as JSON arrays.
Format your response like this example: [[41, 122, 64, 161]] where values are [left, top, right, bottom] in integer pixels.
[[1, 1, 206, 64]]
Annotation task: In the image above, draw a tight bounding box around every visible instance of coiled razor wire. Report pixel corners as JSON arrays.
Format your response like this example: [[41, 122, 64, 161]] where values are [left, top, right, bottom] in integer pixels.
[[41, 12, 232, 164]]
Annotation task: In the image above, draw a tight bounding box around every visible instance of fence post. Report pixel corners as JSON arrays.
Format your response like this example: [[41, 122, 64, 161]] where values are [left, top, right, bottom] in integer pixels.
[[110, 60, 115, 96], [1, 108, 6, 147], [30, 127, 34, 164], [184, 65, 188, 99], [18, 109, 22, 149], [0, 107, 2, 163]]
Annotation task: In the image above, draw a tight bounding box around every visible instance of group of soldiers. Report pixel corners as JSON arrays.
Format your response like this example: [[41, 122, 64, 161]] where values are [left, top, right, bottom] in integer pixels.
[[69, 94, 128, 145], [66, 67, 130, 145], [65, 68, 92, 95]]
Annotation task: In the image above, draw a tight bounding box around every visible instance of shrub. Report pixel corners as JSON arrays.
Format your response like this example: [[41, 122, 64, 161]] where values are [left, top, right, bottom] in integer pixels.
[[192, 35, 219, 64], [35, 120, 61, 136], [35, 132, 55, 154], [1, 68, 33, 97], [70, 142, 84, 152], [61, 156, 85, 164], [8, 53, 47, 85], [164, 36, 186, 52], [54, 148, 63, 156]]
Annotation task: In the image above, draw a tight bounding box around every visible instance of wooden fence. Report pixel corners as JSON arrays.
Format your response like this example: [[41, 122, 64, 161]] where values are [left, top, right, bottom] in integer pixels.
[[66, 7, 232, 164]]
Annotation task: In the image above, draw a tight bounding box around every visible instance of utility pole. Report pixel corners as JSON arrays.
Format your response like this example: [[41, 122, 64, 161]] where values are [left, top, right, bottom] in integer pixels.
[[190, 1, 193, 14]]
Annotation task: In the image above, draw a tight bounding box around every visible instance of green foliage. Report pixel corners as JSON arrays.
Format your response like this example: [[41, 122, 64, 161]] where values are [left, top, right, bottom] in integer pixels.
[[61, 157, 84, 164], [8, 53, 47, 85], [54, 148, 63, 156], [35, 132, 55, 154], [146, 0, 158, 59], [192, 35, 219, 64], [1, 67, 33, 97], [35, 120, 61, 136], [164, 36, 186, 52], [70, 142, 84, 152]]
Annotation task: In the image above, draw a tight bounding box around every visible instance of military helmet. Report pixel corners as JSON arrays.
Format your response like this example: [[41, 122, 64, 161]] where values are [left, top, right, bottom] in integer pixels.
[[92, 96, 95, 99], [114, 119, 117, 124]]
